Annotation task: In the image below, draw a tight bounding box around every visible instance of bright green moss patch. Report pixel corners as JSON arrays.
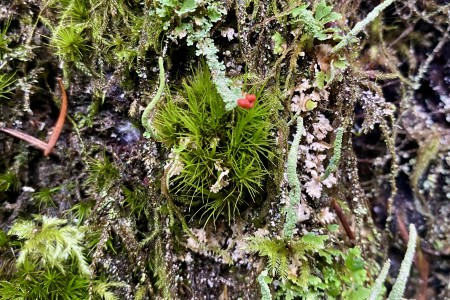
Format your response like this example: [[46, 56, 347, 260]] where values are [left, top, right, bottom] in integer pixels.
[[154, 64, 276, 223]]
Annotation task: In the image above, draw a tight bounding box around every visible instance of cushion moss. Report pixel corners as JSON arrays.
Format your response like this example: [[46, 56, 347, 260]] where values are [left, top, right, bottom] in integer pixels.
[[154, 64, 275, 223]]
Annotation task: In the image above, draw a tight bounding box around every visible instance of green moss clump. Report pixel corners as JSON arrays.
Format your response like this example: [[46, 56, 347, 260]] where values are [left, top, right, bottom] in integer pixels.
[[154, 64, 275, 223], [0, 215, 118, 300]]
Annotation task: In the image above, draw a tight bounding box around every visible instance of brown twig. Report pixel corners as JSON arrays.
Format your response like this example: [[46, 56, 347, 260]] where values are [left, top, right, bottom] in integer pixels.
[[0, 78, 68, 156], [0, 127, 48, 151], [44, 79, 68, 156], [330, 198, 356, 241]]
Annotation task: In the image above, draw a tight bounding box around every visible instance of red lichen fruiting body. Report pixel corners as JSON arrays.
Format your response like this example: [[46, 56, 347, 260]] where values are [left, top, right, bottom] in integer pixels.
[[237, 98, 255, 109], [245, 94, 256, 103]]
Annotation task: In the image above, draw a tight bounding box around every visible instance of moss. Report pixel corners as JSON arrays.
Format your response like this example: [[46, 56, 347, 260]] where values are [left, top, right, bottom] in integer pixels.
[[153, 64, 276, 223], [0, 171, 20, 192], [85, 154, 120, 194], [0, 215, 120, 299]]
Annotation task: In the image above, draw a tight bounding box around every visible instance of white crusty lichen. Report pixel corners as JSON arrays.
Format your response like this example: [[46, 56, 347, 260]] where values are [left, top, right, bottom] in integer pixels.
[[164, 149, 184, 181], [300, 113, 337, 199]]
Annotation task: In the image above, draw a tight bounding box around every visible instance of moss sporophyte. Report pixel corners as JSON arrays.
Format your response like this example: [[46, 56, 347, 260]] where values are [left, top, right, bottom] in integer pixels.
[[153, 65, 275, 224]]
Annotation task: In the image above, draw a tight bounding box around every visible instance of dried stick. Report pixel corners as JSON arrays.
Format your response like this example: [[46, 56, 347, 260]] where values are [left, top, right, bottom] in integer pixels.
[[44, 79, 68, 156], [331, 198, 355, 241], [0, 127, 48, 151], [0, 78, 68, 156]]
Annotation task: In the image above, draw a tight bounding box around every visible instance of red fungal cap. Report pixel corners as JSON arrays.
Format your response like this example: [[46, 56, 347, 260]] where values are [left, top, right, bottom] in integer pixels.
[[245, 94, 256, 103], [237, 98, 255, 109]]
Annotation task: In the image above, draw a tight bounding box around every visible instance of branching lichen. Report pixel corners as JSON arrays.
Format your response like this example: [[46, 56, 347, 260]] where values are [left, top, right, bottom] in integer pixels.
[[321, 126, 344, 181], [257, 270, 272, 300], [283, 117, 304, 239], [388, 224, 417, 300], [142, 56, 165, 138], [368, 259, 390, 300], [332, 0, 396, 53]]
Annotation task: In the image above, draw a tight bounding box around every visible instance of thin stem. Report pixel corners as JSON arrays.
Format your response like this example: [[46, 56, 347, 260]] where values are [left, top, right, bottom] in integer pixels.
[[331, 198, 355, 241], [0, 78, 68, 156], [44, 78, 68, 156], [0, 127, 48, 151]]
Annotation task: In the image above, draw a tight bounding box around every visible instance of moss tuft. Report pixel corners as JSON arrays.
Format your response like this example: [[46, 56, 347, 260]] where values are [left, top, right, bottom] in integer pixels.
[[154, 64, 275, 223]]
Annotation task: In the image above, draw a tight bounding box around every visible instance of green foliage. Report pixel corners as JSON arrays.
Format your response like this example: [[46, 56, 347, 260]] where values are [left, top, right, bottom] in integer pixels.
[[85, 154, 120, 194], [51, 25, 88, 62], [122, 185, 149, 219], [289, 0, 342, 44], [61, 0, 90, 24], [0, 260, 90, 300], [272, 0, 342, 56], [66, 201, 93, 225], [155, 0, 241, 109], [32, 187, 61, 210], [43, 0, 161, 74], [153, 64, 275, 223], [273, 0, 347, 91], [271, 32, 286, 55], [0, 215, 118, 300], [246, 233, 370, 299], [8, 215, 90, 275], [0, 73, 16, 100], [0, 229, 15, 278], [0, 19, 11, 60], [0, 171, 20, 192]]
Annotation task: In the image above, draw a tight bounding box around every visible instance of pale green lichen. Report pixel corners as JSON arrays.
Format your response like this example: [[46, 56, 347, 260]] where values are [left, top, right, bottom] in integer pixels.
[[283, 117, 304, 239], [321, 126, 344, 181], [387, 224, 417, 300], [142, 56, 165, 138], [197, 38, 241, 110], [332, 0, 396, 53], [257, 270, 273, 300], [368, 259, 390, 300]]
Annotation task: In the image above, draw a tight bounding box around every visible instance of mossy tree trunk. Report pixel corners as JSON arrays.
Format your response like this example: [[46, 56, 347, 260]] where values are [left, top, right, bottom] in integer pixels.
[[1, 0, 450, 299]]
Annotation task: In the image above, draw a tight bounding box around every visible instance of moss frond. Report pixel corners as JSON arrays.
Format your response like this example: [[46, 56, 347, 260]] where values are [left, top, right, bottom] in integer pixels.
[[0, 73, 15, 100], [0, 171, 20, 192], [65, 201, 94, 225], [52, 25, 88, 62], [122, 185, 149, 219], [0, 19, 11, 59], [8, 215, 90, 276], [32, 186, 61, 210], [85, 154, 120, 194]]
